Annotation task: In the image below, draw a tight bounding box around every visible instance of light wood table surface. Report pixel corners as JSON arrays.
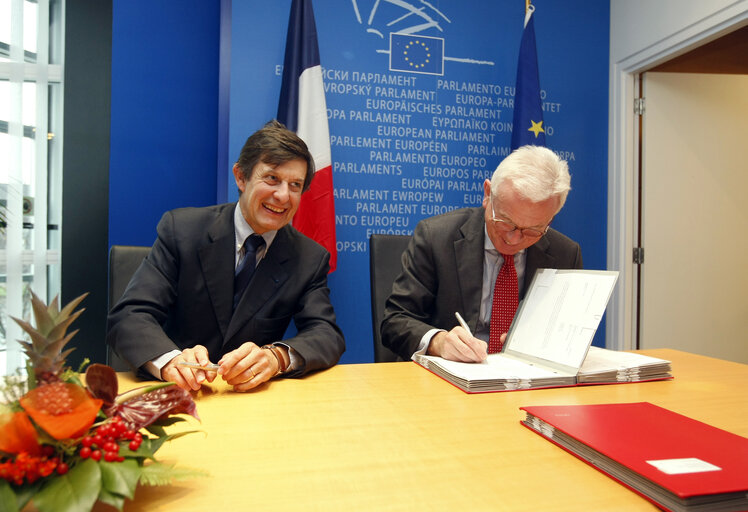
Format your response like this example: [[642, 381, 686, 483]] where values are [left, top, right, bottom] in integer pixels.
[[106, 349, 748, 512]]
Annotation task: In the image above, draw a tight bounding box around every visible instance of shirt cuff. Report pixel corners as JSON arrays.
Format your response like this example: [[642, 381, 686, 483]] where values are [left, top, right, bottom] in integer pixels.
[[273, 342, 301, 372], [413, 329, 446, 361], [144, 349, 182, 380]]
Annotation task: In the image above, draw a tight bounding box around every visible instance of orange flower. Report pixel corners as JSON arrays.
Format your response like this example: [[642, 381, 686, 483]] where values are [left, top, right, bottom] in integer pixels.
[[0, 411, 41, 456], [20, 382, 103, 440]]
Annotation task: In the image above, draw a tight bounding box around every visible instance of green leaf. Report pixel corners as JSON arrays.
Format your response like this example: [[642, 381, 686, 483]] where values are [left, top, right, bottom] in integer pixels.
[[149, 430, 203, 455], [11, 318, 50, 350], [145, 424, 167, 438], [121, 430, 201, 461], [32, 459, 101, 512], [46, 310, 84, 343], [123, 438, 157, 460], [0, 480, 19, 512], [151, 416, 187, 427], [96, 487, 126, 511], [138, 462, 209, 486], [100, 459, 141, 500], [25, 360, 37, 391], [29, 290, 56, 336], [161, 465, 210, 482], [137, 461, 174, 486], [9, 480, 41, 509], [57, 293, 89, 323]]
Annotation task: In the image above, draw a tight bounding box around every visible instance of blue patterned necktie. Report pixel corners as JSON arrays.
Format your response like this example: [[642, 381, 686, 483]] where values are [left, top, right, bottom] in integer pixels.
[[233, 234, 265, 311]]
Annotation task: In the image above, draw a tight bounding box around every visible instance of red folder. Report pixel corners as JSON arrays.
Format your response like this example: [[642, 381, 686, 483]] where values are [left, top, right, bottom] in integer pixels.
[[520, 402, 748, 512]]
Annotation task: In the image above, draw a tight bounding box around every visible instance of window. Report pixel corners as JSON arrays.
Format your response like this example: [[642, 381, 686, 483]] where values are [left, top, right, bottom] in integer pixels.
[[0, 0, 63, 376]]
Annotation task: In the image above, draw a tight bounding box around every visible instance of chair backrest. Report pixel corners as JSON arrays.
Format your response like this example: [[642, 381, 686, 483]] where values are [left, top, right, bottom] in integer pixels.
[[369, 234, 411, 362], [107, 245, 151, 370]]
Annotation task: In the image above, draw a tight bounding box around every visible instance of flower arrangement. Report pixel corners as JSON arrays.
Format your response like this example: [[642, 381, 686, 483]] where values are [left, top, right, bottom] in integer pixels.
[[0, 292, 203, 512]]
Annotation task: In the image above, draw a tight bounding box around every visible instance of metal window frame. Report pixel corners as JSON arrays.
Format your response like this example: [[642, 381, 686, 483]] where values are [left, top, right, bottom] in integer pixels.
[[0, 0, 63, 374]]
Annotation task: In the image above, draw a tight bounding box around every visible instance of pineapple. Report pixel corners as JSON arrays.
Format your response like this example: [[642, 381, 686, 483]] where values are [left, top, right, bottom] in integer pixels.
[[12, 290, 88, 386]]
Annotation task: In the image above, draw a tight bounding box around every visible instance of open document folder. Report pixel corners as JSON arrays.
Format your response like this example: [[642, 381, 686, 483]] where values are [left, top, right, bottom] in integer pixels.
[[415, 269, 670, 393]]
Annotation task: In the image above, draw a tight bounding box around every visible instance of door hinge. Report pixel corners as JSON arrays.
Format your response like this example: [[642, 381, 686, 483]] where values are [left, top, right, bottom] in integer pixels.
[[633, 247, 644, 264], [634, 98, 645, 115]]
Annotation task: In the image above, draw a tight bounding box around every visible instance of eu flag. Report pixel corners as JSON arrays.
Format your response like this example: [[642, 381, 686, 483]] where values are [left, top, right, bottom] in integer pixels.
[[389, 33, 444, 75], [511, 6, 545, 150]]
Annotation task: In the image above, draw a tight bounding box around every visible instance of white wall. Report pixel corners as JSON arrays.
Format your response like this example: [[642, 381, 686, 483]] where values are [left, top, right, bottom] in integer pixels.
[[606, 0, 748, 352], [611, 0, 748, 65]]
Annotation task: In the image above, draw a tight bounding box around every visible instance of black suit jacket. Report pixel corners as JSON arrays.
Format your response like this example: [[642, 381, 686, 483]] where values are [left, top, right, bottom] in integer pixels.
[[381, 207, 582, 359], [106, 203, 345, 376]]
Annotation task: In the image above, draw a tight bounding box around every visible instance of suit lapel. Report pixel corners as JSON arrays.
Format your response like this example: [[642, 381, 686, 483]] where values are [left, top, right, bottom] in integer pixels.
[[199, 206, 236, 339], [455, 208, 486, 332], [224, 226, 292, 343]]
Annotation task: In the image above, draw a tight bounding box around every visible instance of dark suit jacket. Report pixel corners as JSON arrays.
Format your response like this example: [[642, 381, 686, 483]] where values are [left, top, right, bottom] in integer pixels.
[[381, 207, 582, 360], [106, 203, 345, 376]]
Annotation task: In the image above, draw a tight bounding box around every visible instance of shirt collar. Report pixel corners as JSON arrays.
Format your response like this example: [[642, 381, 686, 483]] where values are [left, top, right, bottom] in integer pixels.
[[234, 203, 277, 253]]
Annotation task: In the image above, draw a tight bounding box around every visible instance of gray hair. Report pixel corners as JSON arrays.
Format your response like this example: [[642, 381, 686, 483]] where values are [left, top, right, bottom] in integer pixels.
[[489, 145, 571, 213]]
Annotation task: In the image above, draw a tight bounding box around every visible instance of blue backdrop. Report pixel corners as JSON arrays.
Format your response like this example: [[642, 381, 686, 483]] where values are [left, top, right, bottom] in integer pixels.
[[228, 0, 610, 363], [109, 0, 610, 365]]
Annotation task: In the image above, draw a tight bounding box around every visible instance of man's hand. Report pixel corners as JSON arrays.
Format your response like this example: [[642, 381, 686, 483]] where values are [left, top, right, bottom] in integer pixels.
[[161, 345, 218, 391], [218, 342, 281, 392], [427, 327, 489, 363]]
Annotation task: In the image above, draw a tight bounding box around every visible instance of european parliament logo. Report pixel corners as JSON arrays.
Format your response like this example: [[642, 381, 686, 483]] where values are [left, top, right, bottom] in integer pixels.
[[389, 33, 444, 76]]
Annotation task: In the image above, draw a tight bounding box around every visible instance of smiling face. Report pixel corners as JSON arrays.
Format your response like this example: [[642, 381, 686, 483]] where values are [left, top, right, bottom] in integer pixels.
[[482, 179, 558, 255], [233, 159, 307, 234]]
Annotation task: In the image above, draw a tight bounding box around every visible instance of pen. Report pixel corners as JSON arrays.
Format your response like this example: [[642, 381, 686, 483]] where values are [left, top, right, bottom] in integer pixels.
[[177, 362, 220, 372], [455, 312, 472, 336]]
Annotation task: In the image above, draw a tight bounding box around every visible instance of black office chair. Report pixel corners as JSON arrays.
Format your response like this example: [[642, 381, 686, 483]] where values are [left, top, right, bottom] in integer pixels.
[[107, 245, 151, 371], [369, 234, 412, 363]]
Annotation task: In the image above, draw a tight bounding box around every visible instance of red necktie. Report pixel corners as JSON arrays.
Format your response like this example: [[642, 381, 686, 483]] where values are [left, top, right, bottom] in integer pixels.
[[488, 254, 518, 353]]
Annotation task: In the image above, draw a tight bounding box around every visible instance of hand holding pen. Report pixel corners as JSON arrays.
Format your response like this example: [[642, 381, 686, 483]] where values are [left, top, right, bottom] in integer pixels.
[[425, 312, 487, 363], [161, 344, 219, 391]]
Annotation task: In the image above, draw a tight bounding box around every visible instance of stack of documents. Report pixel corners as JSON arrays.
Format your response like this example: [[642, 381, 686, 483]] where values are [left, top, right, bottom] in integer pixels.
[[520, 402, 748, 512], [415, 268, 640, 393], [416, 346, 672, 393], [416, 353, 576, 392], [577, 346, 672, 384]]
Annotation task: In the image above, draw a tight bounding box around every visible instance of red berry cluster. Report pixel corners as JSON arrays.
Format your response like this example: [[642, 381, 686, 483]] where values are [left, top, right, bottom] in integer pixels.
[[0, 448, 67, 486], [78, 416, 143, 463]]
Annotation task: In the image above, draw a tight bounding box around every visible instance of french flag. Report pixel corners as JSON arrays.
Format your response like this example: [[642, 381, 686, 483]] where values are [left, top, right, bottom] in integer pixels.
[[278, 0, 337, 272]]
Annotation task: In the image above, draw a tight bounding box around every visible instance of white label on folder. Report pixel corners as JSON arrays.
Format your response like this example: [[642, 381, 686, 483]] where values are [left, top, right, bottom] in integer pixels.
[[646, 458, 722, 475]]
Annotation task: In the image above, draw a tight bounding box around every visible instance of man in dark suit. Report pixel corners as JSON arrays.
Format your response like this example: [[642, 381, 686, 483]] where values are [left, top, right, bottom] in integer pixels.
[[381, 145, 581, 362], [107, 121, 344, 391]]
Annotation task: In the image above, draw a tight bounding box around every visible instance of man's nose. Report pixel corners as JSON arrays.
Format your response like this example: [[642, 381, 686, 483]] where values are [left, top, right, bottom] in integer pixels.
[[504, 228, 524, 244], [274, 181, 290, 201]]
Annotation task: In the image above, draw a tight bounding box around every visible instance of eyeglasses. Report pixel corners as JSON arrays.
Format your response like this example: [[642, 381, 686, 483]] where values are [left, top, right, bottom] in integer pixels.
[[488, 196, 550, 239]]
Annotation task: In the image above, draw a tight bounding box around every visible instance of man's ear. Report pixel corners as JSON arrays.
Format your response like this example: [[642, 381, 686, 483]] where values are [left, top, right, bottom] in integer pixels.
[[482, 179, 491, 206], [233, 163, 246, 194]]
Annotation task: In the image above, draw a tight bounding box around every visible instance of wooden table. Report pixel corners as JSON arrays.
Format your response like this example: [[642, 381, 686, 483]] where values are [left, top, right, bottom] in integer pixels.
[[108, 350, 748, 511]]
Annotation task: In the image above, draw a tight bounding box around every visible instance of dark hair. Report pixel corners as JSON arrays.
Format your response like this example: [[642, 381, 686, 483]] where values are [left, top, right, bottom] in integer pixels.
[[235, 120, 315, 192]]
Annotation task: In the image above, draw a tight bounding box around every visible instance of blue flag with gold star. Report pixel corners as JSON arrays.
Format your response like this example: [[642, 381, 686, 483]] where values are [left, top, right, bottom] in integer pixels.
[[511, 6, 545, 149]]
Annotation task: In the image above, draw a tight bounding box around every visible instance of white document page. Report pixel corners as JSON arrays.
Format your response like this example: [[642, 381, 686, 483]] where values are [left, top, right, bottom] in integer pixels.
[[506, 269, 619, 369], [580, 346, 670, 372], [420, 353, 563, 380]]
